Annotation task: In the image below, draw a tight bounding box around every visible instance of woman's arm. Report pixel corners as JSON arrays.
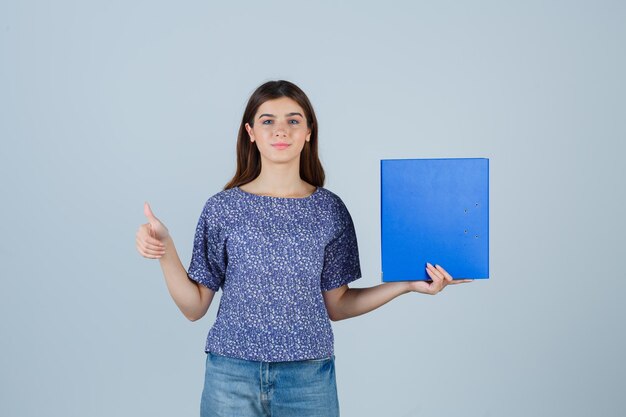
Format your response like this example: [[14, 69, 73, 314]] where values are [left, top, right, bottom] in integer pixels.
[[158, 236, 215, 321], [322, 281, 410, 321], [136, 202, 215, 321], [322, 263, 472, 321]]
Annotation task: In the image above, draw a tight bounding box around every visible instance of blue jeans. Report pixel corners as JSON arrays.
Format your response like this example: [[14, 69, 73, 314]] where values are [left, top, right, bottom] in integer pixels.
[[200, 351, 340, 417]]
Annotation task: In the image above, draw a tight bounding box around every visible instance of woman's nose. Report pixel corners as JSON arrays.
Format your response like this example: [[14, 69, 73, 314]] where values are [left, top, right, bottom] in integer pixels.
[[273, 122, 287, 136]]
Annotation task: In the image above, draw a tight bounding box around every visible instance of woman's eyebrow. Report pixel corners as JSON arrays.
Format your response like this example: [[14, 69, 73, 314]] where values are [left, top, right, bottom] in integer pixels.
[[258, 112, 304, 119]]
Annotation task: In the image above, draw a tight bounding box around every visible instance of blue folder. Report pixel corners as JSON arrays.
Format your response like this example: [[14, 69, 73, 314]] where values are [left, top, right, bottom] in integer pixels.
[[381, 158, 489, 281]]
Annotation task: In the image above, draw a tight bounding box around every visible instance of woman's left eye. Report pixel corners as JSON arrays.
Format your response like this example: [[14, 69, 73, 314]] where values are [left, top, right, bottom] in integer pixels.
[[289, 120, 299, 124]]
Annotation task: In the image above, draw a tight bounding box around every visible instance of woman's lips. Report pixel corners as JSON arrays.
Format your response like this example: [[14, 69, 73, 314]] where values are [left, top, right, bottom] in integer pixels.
[[272, 143, 290, 150]]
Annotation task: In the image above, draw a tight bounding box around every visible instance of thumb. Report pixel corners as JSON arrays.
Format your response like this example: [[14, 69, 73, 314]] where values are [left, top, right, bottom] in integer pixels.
[[144, 201, 160, 225]]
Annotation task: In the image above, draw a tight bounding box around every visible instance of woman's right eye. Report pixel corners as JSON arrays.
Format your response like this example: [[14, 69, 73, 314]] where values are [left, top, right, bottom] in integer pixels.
[[262, 120, 273, 125]]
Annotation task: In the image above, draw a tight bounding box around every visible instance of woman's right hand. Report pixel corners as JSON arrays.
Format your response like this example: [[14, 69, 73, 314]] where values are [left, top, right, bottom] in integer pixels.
[[136, 202, 170, 259]]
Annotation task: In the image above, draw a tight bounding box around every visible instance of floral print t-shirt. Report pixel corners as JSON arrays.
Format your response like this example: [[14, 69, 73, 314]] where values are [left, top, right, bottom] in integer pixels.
[[187, 186, 362, 362]]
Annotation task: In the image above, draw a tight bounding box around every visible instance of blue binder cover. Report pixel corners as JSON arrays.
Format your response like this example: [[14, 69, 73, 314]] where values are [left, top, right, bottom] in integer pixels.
[[381, 158, 489, 281]]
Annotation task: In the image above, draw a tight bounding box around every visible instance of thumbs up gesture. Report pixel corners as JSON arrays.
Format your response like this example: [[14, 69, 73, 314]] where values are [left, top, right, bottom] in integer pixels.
[[136, 202, 170, 259]]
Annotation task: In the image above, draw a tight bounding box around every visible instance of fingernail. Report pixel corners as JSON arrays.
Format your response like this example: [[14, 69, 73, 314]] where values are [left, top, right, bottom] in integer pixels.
[[426, 262, 432, 268]]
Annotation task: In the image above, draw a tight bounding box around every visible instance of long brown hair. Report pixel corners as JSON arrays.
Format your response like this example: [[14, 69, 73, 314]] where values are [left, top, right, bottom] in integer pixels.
[[224, 80, 325, 190]]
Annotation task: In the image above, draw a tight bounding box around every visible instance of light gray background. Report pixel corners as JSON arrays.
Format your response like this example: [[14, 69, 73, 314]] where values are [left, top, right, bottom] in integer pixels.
[[1, 1, 624, 416]]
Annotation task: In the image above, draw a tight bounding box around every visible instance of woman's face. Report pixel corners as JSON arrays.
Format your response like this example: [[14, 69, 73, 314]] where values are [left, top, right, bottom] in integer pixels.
[[245, 97, 311, 167]]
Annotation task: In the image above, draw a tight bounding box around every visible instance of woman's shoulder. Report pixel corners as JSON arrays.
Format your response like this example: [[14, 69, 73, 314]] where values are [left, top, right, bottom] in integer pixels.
[[314, 187, 351, 213], [315, 186, 340, 201], [208, 187, 239, 201], [198, 187, 240, 214]]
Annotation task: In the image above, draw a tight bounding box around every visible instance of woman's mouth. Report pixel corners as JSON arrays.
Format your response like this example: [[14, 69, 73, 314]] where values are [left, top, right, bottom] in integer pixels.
[[272, 143, 290, 150]]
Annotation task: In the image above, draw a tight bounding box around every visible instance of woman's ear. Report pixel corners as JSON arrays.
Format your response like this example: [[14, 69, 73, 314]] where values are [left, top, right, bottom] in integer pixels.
[[306, 129, 311, 142], [245, 122, 255, 142]]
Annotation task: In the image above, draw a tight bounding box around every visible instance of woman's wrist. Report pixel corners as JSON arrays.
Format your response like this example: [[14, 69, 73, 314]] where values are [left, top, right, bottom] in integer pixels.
[[381, 281, 412, 296], [159, 235, 177, 261]]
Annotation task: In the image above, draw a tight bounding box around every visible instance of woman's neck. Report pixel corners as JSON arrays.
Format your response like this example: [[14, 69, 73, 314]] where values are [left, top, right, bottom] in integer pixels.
[[241, 163, 315, 198]]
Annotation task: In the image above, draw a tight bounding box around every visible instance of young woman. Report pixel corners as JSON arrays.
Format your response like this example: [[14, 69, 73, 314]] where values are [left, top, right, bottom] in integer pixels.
[[135, 80, 472, 417]]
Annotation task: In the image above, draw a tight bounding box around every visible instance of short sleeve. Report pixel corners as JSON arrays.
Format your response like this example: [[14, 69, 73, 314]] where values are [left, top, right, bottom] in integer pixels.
[[320, 201, 362, 291], [187, 200, 227, 292]]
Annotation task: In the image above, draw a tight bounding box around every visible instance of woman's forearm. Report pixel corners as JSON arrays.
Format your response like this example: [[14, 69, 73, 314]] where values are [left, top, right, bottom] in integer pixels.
[[158, 236, 206, 320], [333, 281, 411, 321]]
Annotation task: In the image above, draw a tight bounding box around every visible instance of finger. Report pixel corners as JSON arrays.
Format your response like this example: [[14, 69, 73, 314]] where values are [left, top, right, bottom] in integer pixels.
[[138, 225, 164, 246], [142, 223, 158, 241], [424, 268, 442, 293], [425, 268, 436, 281], [430, 264, 448, 292], [435, 265, 453, 282], [146, 237, 164, 248], [426, 263, 444, 281], [143, 248, 165, 257], [145, 241, 165, 252], [144, 201, 160, 225], [136, 241, 165, 257], [136, 234, 165, 249], [136, 245, 162, 259], [137, 238, 166, 253], [448, 279, 474, 285]]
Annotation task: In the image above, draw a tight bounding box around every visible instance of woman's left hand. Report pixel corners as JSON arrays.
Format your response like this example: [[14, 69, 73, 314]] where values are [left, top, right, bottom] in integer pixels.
[[406, 263, 473, 295]]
